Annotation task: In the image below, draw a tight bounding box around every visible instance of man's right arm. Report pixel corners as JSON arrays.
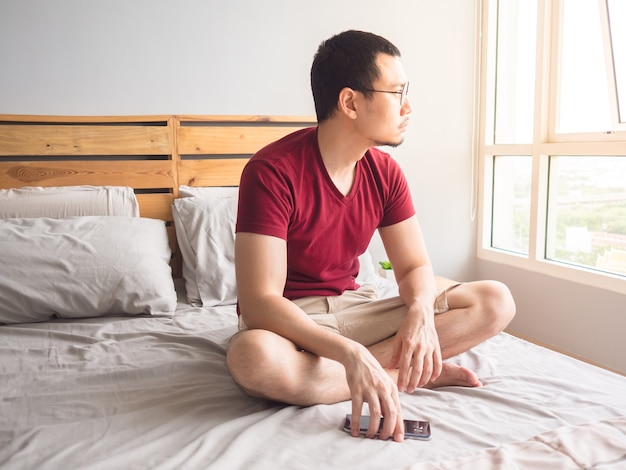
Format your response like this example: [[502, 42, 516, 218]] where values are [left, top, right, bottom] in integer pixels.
[[235, 232, 366, 362], [235, 231, 405, 442]]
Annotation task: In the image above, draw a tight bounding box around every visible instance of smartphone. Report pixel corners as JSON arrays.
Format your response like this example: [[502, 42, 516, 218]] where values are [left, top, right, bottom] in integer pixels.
[[343, 414, 431, 440]]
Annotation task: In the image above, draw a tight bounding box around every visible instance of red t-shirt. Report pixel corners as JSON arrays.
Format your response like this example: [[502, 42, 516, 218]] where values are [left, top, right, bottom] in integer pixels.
[[236, 127, 415, 299]]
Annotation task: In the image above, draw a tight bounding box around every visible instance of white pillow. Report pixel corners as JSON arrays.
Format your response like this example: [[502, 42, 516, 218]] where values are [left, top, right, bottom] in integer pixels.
[[173, 187, 238, 306], [178, 185, 233, 199], [0, 216, 176, 324], [356, 249, 377, 285], [0, 185, 139, 218]]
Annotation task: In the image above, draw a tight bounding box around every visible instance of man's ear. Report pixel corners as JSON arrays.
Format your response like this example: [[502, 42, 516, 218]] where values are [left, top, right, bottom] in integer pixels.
[[337, 87, 359, 119]]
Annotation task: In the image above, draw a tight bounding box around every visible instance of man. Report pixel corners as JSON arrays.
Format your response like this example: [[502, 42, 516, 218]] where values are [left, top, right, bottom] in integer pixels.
[[227, 30, 515, 443]]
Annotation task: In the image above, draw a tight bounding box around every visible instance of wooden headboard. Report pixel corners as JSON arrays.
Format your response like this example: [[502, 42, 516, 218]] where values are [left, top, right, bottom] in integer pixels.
[[0, 114, 317, 277]]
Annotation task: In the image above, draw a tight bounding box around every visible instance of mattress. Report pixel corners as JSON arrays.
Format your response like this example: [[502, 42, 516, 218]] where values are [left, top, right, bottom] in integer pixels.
[[2, 288, 625, 470]]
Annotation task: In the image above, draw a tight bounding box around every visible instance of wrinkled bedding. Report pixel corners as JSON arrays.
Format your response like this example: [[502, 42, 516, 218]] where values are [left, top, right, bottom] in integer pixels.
[[1, 297, 625, 470]]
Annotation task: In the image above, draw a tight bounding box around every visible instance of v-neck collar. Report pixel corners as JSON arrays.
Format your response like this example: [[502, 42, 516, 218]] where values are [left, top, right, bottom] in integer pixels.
[[313, 127, 362, 203]]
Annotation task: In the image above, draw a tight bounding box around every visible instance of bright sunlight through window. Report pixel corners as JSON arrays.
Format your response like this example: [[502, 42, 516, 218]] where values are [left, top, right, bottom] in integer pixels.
[[480, 0, 626, 292]]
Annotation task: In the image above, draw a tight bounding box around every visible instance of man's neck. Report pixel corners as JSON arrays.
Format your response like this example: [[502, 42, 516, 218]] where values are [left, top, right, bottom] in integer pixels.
[[317, 119, 369, 176], [316, 119, 371, 196]]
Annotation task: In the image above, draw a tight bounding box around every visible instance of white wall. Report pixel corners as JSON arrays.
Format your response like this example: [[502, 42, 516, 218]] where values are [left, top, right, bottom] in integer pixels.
[[0, 0, 478, 282], [477, 261, 626, 374]]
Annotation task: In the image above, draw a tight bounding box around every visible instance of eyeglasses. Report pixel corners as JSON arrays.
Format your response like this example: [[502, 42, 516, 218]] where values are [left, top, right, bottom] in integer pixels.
[[358, 81, 410, 106]]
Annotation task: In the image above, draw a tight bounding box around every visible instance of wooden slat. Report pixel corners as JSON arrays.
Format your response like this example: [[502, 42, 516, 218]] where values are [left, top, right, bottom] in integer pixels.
[[166, 225, 182, 279], [0, 114, 172, 124], [166, 225, 178, 253], [176, 126, 306, 155], [0, 124, 172, 156], [176, 114, 315, 124], [0, 160, 174, 189], [136, 193, 174, 221], [178, 159, 248, 187]]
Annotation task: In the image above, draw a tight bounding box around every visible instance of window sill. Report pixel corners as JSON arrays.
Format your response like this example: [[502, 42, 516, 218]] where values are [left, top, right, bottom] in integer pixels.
[[477, 247, 626, 295]]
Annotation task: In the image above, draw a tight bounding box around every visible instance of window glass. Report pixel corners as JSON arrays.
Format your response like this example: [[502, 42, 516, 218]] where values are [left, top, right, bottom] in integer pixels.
[[546, 156, 626, 276], [557, 0, 611, 133], [607, 0, 626, 123], [491, 156, 532, 254], [492, 0, 537, 144]]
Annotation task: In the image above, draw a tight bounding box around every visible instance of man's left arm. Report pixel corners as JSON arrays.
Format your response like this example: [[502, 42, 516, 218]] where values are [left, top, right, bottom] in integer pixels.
[[378, 215, 441, 392]]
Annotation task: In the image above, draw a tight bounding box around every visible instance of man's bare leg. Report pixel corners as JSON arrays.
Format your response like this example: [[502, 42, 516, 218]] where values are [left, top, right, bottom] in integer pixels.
[[436, 280, 515, 358], [227, 329, 350, 405], [226, 279, 515, 406], [227, 330, 482, 406]]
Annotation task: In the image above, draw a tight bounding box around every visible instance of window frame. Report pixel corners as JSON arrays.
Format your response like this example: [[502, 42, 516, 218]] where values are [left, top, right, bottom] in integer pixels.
[[603, 0, 626, 130], [476, 0, 626, 295]]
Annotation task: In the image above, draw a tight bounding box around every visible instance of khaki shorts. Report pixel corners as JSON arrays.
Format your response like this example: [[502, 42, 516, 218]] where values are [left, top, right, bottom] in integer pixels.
[[237, 283, 460, 347]]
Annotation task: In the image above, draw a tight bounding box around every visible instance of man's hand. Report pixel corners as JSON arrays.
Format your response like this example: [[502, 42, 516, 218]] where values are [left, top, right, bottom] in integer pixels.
[[344, 344, 405, 442], [389, 304, 442, 393]]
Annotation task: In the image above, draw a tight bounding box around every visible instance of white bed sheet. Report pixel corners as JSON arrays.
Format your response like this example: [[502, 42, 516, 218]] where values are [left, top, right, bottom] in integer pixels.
[[1, 295, 625, 470]]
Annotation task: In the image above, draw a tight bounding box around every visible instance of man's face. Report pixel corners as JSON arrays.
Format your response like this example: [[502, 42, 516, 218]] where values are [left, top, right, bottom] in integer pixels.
[[356, 54, 412, 148]]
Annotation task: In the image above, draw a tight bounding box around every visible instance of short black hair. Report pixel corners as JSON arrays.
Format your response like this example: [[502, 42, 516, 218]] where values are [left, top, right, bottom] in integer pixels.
[[310, 30, 401, 122]]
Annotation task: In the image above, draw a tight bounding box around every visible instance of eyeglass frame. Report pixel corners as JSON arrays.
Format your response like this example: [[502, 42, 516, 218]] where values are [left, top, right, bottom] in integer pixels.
[[357, 81, 410, 106]]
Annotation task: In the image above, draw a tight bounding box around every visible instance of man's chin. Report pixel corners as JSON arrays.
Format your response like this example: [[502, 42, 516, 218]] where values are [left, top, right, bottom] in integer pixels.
[[375, 137, 405, 148]]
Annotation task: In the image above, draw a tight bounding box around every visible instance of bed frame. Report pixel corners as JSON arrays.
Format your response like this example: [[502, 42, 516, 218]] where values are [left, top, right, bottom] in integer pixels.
[[0, 114, 317, 277]]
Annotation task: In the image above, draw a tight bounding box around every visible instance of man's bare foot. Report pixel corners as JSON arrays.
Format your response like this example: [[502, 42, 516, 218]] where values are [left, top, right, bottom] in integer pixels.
[[425, 362, 482, 389], [384, 362, 482, 392]]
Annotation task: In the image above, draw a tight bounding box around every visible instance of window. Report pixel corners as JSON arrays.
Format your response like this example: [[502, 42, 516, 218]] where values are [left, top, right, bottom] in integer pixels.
[[491, 0, 537, 144], [491, 156, 532, 254], [546, 156, 626, 274], [607, 0, 626, 125], [478, 0, 626, 293]]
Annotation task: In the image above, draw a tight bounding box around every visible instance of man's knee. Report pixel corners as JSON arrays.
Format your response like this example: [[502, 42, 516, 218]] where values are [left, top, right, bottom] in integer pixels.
[[226, 329, 297, 399], [227, 330, 270, 393], [480, 280, 516, 332]]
